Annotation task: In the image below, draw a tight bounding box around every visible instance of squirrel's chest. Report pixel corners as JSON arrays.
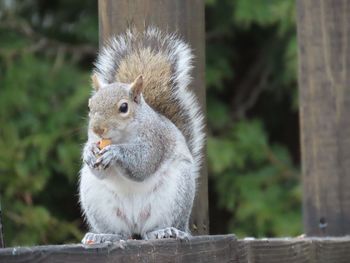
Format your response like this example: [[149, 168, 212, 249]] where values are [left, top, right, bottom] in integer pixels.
[[112, 194, 152, 232], [93, 183, 172, 234], [80, 166, 177, 234]]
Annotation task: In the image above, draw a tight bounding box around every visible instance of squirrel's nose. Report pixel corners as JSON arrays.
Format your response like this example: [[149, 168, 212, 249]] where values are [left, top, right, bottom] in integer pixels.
[[93, 126, 107, 136]]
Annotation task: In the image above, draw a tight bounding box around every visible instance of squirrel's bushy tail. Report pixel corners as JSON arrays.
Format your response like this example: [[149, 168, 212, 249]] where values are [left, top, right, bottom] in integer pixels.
[[94, 27, 205, 177]]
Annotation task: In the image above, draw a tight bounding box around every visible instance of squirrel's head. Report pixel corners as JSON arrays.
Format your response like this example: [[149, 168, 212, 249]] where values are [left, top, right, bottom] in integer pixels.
[[88, 74, 144, 141]]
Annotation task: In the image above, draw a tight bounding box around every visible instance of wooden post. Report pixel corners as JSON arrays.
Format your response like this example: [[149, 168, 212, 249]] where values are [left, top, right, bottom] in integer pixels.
[[98, 0, 208, 235], [297, 0, 350, 235]]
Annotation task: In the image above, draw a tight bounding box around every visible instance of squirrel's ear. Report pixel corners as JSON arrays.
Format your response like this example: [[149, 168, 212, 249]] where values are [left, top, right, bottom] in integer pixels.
[[130, 75, 143, 103], [91, 73, 103, 91]]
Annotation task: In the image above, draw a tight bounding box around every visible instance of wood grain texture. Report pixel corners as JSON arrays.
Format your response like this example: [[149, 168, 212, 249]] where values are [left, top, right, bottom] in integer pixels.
[[313, 238, 350, 263], [236, 237, 350, 263], [0, 235, 236, 263], [98, 0, 208, 235], [3, 237, 350, 262], [297, 0, 350, 235], [238, 239, 312, 263]]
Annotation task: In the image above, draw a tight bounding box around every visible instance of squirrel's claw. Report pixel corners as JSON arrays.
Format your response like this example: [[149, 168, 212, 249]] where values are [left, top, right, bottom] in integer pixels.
[[143, 227, 190, 240], [94, 145, 118, 169], [83, 143, 99, 169], [82, 232, 126, 245], [94, 157, 110, 169], [98, 145, 113, 155]]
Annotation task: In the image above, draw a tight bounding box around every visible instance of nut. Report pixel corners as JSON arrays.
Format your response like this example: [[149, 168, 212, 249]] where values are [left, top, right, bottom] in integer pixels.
[[98, 138, 112, 150]]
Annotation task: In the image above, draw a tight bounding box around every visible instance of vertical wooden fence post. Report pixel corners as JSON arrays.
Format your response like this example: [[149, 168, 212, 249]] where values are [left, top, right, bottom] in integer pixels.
[[297, 0, 350, 236], [98, 0, 208, 235]]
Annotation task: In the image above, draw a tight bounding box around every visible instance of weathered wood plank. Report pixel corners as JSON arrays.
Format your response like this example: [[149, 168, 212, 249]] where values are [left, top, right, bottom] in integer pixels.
[[98, 0, 208, 235], [238, 238, 312, 263], [314, 237, 350, 263], [0, 235, 237, 263], [296, 0, 350, 235], [237, 237, 350, 263], [2, 236, 350, 263]]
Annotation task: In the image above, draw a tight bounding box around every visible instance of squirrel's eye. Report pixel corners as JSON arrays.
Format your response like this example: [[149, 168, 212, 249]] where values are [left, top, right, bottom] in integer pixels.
[[119, 102, 128, 113]]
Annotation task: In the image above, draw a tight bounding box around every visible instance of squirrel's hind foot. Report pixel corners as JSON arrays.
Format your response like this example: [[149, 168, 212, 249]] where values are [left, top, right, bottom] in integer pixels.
[[143, 227, 190, 240], [82, 232, 126, 245]]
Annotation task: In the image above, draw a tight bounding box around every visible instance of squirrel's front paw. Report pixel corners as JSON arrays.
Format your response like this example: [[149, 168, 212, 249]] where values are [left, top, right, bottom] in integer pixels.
[[94, 145, 119, 169], [83, 143, 99, 169]]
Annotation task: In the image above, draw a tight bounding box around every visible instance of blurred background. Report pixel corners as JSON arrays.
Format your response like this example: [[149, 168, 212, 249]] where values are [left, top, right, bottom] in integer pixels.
[[0, 0, 299, 245]]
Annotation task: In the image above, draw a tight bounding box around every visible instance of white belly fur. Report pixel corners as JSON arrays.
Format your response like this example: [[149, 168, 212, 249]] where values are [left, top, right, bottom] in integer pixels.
[[79, 154, 187, 237]]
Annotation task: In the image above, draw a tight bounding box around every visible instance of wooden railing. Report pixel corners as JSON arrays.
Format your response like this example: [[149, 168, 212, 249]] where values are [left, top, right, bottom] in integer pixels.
[[1, 235, 350, 262]]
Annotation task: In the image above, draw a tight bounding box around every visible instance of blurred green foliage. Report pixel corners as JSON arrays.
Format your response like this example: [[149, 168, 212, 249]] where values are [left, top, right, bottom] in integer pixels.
[[206, 0, 300, 237], [0, 0, 301, 246]]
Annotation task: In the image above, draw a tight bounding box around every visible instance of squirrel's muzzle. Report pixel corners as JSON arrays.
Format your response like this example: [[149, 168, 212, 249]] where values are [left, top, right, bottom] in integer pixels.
[[93, 126, 107, 136]]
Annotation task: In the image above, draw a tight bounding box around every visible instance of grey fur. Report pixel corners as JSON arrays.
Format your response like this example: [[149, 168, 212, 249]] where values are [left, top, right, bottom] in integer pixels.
[[94, 27, 205, 177], [94, 99, 174, 182], [79, 27, 203, 244]]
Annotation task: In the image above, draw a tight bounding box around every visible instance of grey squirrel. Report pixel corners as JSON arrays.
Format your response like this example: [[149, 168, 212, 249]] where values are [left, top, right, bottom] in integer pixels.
[[79, 27, 204, 243]]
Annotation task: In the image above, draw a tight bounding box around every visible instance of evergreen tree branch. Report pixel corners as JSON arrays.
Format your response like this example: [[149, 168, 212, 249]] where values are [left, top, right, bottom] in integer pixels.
[[0, 18, 97, 58]]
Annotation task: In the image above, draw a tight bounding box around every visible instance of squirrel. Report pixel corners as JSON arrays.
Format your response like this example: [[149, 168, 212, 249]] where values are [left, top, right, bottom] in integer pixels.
[[79, 27, 204, 243]]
